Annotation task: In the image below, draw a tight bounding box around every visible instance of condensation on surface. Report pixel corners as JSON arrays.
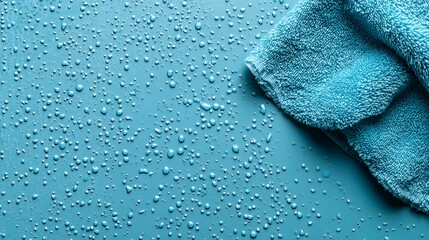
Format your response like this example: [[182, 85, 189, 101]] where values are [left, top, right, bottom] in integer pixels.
[[0, 0, 427, 239]]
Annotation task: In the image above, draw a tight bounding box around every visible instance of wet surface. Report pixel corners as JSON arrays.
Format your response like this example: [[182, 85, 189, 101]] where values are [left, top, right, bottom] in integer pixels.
[[0, 0, 427, 239]]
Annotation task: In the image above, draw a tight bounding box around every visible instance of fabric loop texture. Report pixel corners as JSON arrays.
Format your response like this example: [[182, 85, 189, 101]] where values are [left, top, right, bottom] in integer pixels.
[[246, 0, 429, 213]]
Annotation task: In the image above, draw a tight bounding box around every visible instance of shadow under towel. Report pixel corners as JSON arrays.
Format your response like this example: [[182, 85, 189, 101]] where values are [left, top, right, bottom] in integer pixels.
[[246, 0, 429, 212]]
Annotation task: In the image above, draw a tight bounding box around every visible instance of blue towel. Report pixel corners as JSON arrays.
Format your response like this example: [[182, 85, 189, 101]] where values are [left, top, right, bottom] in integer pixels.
[[246, 0, 429, 212]]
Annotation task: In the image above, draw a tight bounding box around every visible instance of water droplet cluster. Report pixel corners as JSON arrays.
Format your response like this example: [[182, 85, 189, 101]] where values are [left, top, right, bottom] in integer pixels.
[[0, 0, 426, 239]]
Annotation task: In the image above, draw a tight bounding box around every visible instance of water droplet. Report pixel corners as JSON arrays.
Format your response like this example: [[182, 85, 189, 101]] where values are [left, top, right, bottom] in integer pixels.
[[232, 145, 240, 153], [167, 70, 174, 78], [169, 81, 176, 88], [322, 170, 330, 178], [75, 84, 84, 92], [122, 149, 129, 156], [167, 149, 175, 158], [209, 76, 215, 83], [259, 104, 266, 115], [187, 221, 195, 229], [162, 166, 170, 175], [200, 102, 212, 111], [266, 133, 272, 143]]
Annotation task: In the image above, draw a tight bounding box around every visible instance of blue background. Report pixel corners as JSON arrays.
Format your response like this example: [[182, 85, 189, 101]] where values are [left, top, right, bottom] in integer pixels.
[[0, 0, 427, 239]]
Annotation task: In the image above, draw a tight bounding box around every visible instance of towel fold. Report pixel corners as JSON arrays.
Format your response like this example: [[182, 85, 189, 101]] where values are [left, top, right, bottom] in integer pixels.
[[246, 0, 429, 212]]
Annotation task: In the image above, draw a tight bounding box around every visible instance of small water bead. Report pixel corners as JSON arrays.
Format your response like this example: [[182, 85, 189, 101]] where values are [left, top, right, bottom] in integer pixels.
[[167, 70, 174, 78], [59, 142, 66, 150], [100, 107, 107, 115], [75, 84, 84, 92], [264, 147, 270, 153], [250, 231, 257, 238], [322, 170, 330, 178], [195, 22, 202, 30], [213, 103, 220, 110], [49, 6, 56, 12], [200, 102, 212, 111], [122, 149, 129, 156], [266, 133, 272, 143], [169, 81, 176, 88], [178, 135, 185, 143], [92, 166, 99, 174], [167, 149, 175, 158], [232, 145, 239, 153], [116, 109, 123, 116], [209, 76, 215, 83], [259, 104, 266, 115], [162, 166, 170, 175], [168, 206, 174, 213], [187, 221, 195, 229], [125, 186, 133, 193], [209, 119, 216, 126], [177, 148, 184, 155]]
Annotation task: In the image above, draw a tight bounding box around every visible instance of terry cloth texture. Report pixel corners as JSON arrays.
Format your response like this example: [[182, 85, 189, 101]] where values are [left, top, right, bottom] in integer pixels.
[[246, 0, 429, 212]]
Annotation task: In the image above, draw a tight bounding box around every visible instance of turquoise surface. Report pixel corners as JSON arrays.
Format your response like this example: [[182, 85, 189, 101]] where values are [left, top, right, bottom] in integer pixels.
[[0, 0, 427, 239]]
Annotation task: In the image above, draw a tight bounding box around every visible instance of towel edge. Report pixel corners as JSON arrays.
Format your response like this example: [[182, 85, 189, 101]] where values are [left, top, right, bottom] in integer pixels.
[[246, 54, 429, 214]]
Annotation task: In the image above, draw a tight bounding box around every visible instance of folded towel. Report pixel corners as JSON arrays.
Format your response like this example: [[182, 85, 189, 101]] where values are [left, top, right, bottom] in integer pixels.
[[246, 0, 429, 212]]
